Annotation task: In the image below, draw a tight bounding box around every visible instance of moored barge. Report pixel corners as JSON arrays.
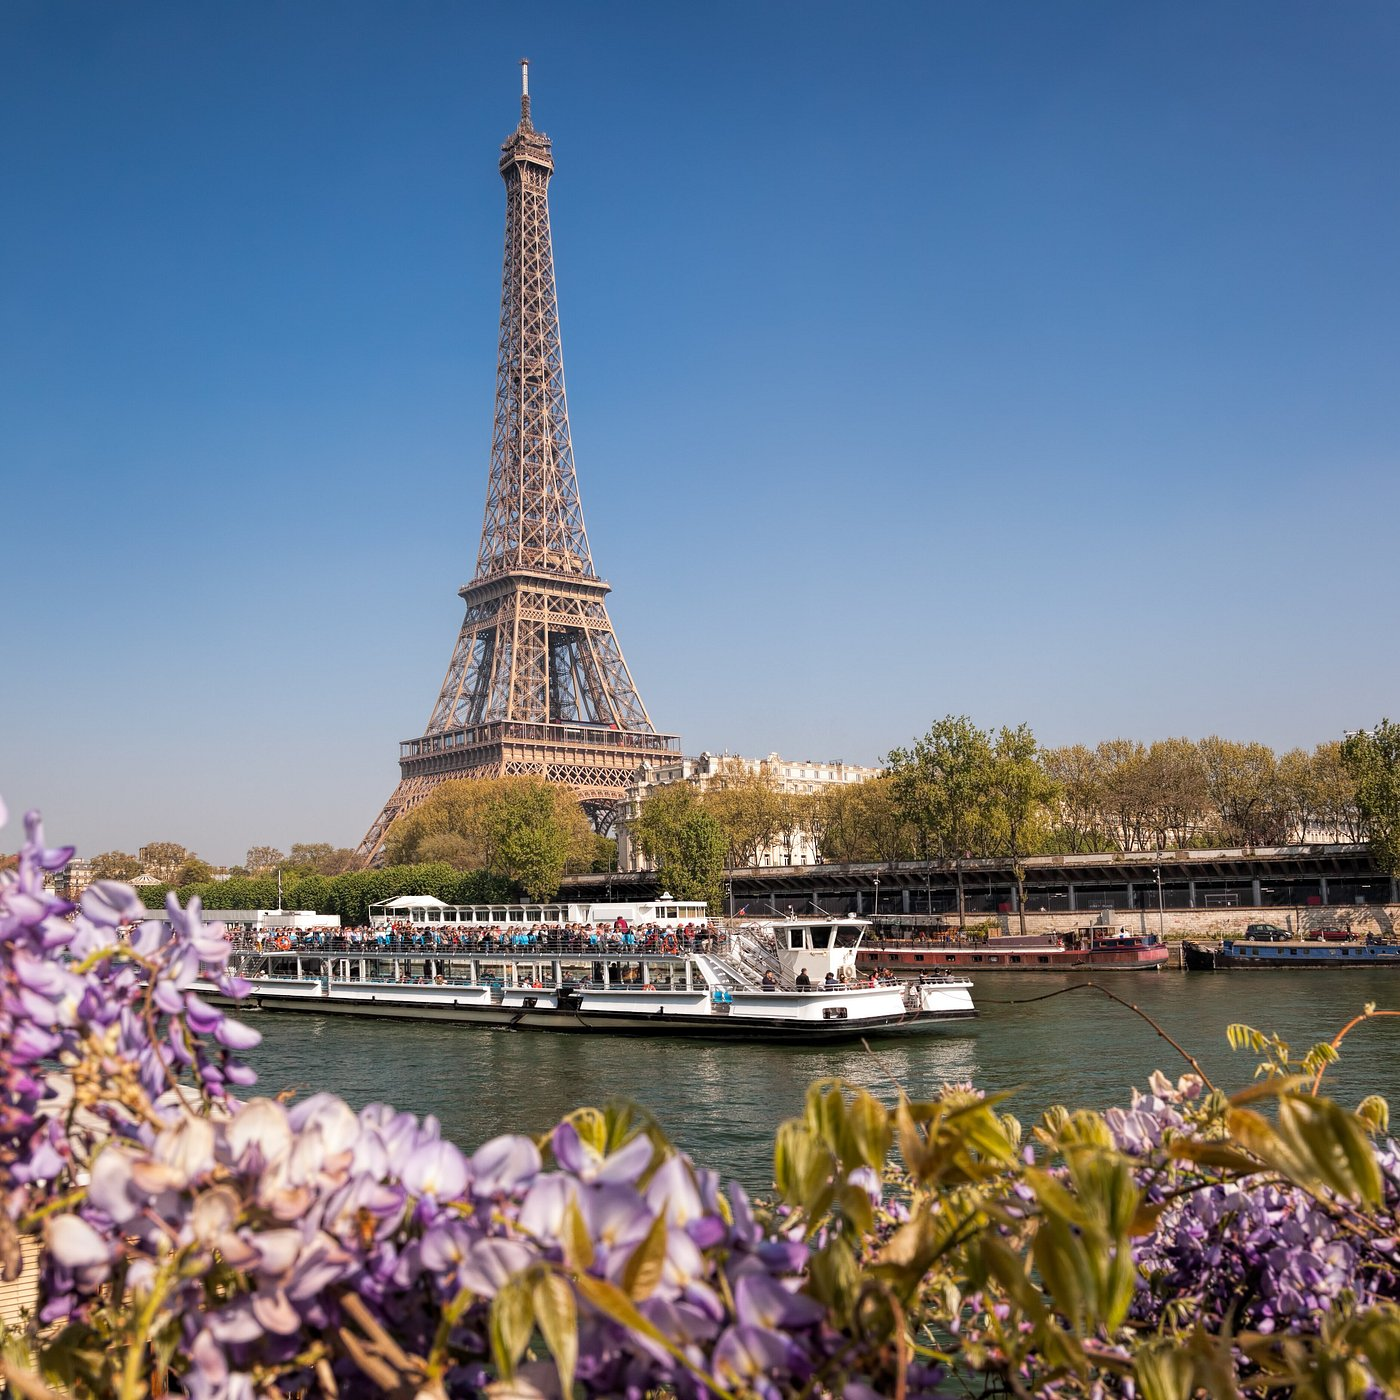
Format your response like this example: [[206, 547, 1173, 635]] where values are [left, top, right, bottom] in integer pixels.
[[857, 927, 1168, 975], [1183, 937, 1400, 970]]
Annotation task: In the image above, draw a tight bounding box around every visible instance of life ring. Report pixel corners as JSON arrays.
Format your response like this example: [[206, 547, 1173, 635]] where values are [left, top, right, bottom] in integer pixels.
[[531, 981, 543, 989], [643, 983, 656, 991]]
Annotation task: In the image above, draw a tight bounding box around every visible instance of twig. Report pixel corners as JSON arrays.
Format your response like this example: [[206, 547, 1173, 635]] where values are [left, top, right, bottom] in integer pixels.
[[1311, 1007, 1400, 1095], [861, 1037, 913, 1098]]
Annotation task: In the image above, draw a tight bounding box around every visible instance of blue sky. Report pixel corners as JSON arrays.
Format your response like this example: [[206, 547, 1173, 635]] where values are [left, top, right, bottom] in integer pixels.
[[3, 2, 1397, 863]]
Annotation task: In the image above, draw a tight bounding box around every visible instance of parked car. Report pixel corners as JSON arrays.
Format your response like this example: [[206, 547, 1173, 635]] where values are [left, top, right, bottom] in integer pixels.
[[1315, 928, 1354, 942], [1243, 923, 1291, 941]]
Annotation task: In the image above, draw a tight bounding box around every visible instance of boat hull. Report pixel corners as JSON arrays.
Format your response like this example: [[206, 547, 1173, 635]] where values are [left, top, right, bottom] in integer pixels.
[[206, 981, 976, 1041]]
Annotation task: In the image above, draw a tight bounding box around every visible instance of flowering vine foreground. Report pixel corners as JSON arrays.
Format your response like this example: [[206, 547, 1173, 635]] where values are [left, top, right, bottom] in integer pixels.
[[4, 804, 1400, 1398]]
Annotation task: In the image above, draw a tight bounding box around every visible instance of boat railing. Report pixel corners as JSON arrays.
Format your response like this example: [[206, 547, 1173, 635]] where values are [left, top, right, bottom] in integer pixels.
[[226, 931, 729, 960], [730, 928, 785, 987]]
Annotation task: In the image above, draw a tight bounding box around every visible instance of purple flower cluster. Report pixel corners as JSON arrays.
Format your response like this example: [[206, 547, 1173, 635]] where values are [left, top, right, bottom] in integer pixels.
[[3, 801, 942, 1398], [1107, 1070, 1400, 1335]]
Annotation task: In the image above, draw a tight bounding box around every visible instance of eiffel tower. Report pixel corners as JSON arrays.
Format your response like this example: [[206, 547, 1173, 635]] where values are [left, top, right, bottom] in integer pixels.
[[357, 63, 679, 862]]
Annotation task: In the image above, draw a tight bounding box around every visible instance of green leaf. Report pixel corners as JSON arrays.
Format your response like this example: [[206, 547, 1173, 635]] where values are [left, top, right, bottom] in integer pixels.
[[560, 1198, 594, 1272], [1227, 1023, 1269, 1054], [620, 1209, 668, 1302], [1229, 1095, 1382, 1204], [1357, 1095, 1391, 1137], [845, 1088, 892, 1172], [806, 1234, 861, 1326], [532, 1272, 577, 1398], [572, 1275, 740, 1400], [489, 1273, 536, 1382], [1133, 1338, 1198, 1400]]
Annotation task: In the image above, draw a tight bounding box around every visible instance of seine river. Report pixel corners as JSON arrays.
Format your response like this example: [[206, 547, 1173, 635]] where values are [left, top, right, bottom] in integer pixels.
[[241, 970, 1400, 1189]]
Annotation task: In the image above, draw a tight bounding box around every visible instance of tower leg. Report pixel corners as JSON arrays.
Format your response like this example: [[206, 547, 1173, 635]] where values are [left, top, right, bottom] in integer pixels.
[[354, 775, 443, 865]]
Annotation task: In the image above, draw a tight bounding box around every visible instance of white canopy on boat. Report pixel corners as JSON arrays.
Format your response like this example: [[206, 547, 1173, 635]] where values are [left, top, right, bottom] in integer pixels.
[[370, 895, 449, 911]]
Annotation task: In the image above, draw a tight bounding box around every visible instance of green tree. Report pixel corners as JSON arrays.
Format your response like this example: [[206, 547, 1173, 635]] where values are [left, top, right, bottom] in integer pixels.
[[1142, 737, 1210, 850], [811, 776, 912, 865], [700, 759, 785, 868], [90, 850, 142, 881], [589, 834, 617, 874], [1038, 746, 1107, 853], [1198, 737, 1282, 847], [245, 845, 286, 874], [888, 716, 993, 928], [1341, 719, 1400, 876], [138, 842, 188, 882], [415, 832, 481, 870], [986, 724, 1059, 934], [630, 783, 725, 911], [383, 777, 594, 901], [285, 873, 331, 914], [1095, 739, 1152, 851], [1312, 740, 1364, 842], [137, 882, 172, 910], [173, 857, 214, 888], [450, 869, 513, 906], [286, 843, 360, 876]]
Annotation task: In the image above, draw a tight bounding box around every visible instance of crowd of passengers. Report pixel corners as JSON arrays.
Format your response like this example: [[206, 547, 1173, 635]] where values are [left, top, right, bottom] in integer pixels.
[[234, 919, 726, 956]]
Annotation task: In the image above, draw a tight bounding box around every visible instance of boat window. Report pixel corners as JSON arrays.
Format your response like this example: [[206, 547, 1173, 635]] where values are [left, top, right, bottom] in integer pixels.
[[809, 926, 832, 949], [1038, 956, 1049, 963], [1011, 956, 1021, 963], [788, 929, 804, 949], [914, 954, 924, 962]]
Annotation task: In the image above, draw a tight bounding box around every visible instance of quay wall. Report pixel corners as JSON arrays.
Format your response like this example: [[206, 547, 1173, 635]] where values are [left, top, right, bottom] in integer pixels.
[[869, 904, 1400, 948]]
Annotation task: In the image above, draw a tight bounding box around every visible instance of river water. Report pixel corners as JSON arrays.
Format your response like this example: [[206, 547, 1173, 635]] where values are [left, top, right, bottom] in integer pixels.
[[241, 970, 1400, 1190]]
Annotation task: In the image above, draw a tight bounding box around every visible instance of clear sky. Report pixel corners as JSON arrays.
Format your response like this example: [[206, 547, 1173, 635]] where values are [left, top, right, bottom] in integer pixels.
[[2, 1, 1397, 864]]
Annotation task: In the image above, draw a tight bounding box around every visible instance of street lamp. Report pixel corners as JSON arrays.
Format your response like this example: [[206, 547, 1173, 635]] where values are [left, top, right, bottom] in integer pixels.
[[725, 878, 733, 919], [1154, 859, 1165, 940], [873, 874, 880, 919]]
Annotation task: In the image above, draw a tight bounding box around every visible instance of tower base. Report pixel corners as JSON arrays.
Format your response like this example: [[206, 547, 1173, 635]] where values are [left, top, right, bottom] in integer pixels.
[[356, 720, 680, 863]]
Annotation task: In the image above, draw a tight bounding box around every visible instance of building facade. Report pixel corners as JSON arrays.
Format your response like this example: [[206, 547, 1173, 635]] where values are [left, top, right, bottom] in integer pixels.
[[614, 751, 880, 872]]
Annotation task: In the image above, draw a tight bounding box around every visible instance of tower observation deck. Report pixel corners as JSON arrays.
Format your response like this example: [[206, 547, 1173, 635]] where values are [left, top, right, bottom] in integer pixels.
[[357, 64, 679, 862]]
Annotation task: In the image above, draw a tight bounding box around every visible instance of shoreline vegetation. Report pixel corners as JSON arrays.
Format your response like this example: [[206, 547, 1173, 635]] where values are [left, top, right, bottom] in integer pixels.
[[6, 801, 1400, 1396], [45, 719, 1397, 934]]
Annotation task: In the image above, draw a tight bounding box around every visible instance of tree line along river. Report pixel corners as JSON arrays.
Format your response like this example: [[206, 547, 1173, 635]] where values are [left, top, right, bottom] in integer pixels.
[[241, 968, 1400, 1190]]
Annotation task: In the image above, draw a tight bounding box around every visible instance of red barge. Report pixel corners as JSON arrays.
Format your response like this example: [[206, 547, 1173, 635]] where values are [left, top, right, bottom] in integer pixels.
[[857, 927, 1169, 975]]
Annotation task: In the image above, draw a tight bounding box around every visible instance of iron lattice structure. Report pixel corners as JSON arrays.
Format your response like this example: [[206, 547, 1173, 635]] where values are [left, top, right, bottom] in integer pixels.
[[358, 65, 678, 862]]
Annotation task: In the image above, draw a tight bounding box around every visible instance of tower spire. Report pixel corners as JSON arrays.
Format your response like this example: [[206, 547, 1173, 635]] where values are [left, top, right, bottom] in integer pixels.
[[355, 69, 678, 864]]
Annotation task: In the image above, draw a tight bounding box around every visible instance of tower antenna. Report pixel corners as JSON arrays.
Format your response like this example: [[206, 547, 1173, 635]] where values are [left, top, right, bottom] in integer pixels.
[[520, 57, 531, 128]]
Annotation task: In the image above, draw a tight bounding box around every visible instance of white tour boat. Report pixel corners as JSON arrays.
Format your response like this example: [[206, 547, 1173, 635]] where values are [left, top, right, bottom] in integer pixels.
[[205, 910, 976, 1042]]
